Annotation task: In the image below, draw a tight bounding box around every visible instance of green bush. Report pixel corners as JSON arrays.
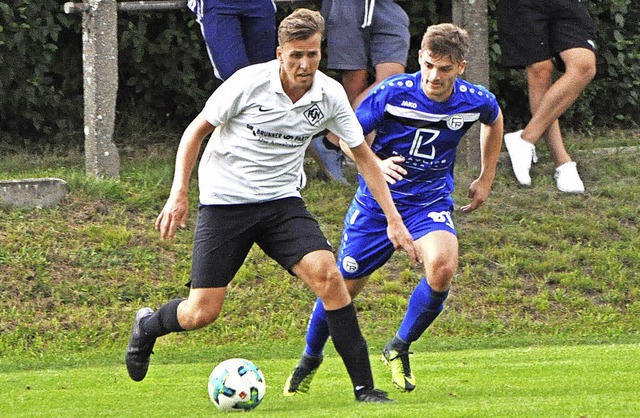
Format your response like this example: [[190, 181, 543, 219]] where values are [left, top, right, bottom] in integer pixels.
[[0, 0, 83, 148], [115, 8, 218, 133], [0, 0, 638, 148]]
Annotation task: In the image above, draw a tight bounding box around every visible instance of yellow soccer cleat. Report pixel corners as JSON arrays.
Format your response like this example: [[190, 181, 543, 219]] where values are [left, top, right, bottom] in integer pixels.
[[382, 346, 416, 392]]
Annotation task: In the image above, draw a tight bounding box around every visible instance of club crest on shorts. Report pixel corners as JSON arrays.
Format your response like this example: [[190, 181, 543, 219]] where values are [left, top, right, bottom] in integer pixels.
[[304, 104, 324, 126], [342, 256, 359, 274]]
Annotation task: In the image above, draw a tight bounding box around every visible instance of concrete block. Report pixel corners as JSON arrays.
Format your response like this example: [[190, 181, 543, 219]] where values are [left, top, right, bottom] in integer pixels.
[[0, 178, 70, 209]]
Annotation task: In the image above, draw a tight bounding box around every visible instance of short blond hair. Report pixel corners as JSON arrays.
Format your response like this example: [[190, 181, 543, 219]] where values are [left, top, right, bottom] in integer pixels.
[[278, 8, 325, 46], [421, 23, 470, 63]]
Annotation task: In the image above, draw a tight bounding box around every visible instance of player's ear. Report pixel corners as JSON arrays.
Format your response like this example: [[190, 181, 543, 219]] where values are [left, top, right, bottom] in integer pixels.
[[458, 60, 467, 75], [276, 46, 283, 62]]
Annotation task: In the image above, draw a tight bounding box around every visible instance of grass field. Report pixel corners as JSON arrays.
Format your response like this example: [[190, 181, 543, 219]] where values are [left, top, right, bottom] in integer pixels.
[[1, 128, 639, 416], [2, 342, 639, 417]]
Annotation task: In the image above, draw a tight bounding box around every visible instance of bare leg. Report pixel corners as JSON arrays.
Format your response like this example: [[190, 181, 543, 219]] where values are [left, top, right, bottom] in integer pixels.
[[327, 62, 406, 146], [350, 62, 406, 108], [525, 60, 572, 167], [292, 250, 351, 310], [177, 287, 227, 330], [521, 47, 596, 145], [341, 69, 370, 105]]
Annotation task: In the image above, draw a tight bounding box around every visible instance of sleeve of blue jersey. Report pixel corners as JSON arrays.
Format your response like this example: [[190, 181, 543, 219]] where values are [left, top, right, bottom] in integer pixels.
[[355, 83, 389, 136], [478, 86, 501, 125]]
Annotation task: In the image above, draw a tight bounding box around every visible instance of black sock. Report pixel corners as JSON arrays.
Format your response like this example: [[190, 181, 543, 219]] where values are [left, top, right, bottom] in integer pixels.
[[299, 352, 322, 370], [325, 302, 374, 390], [141, 298, 185, 338], [389, 335, 410, 352]]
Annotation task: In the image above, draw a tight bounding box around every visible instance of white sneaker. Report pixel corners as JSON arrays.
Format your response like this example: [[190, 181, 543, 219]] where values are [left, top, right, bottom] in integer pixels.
[[504, 130, 537, 186], [554, 161, 585, 193]]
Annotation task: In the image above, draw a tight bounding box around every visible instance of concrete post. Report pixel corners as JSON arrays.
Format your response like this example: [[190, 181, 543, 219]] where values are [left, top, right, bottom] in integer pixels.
[[452, 0, 489, 169], [82, 0, 120, 178]]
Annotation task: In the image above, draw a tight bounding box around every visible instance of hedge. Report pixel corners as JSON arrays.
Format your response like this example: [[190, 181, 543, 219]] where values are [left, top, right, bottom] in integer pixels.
[[0, 0, 638, 148]]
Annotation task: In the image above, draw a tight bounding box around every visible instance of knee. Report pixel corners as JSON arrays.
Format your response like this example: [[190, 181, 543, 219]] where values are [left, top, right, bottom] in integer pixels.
[[313, 268, 345, 299], [567, 59, 597, 84], [425, 255, 457, 291], [528, 60, 555, 83]]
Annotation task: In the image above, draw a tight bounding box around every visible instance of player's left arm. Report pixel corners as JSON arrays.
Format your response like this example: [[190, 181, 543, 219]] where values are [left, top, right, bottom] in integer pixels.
[[460, 109, 504, 213]]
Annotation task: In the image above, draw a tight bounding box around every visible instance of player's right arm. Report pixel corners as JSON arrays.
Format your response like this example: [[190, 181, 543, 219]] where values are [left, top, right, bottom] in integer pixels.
[[156, 112, 215, 239], [460, 109, 504, 213], [340, 138, 407, 184]]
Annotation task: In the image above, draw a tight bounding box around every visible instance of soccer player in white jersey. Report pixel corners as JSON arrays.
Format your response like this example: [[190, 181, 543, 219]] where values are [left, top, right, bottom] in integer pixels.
[[124, 8, 419, 403], [285, 23, 504, 394]]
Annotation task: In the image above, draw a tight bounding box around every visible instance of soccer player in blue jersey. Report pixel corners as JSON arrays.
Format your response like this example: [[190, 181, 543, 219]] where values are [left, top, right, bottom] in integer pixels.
[[284, 23, 504, 394]]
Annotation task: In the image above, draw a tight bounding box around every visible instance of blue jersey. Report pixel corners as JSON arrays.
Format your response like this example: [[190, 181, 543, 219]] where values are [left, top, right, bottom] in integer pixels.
[[355, 72, 500, 212]]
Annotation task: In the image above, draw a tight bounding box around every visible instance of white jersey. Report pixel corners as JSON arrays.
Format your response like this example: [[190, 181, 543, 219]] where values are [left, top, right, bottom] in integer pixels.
[[198, 59, 364, 204]]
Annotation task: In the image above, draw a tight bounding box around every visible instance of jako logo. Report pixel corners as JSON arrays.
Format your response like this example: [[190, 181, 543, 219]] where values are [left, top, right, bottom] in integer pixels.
[[401, 100, 417, 109]]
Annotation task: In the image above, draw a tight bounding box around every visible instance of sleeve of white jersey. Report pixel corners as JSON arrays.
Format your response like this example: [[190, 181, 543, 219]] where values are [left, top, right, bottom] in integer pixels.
[[324, 82, 365, 149], [201, 70, 248, 127]]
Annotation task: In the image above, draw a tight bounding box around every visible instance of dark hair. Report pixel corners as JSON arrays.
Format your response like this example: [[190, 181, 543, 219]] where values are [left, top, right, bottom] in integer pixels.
[[278, 8, 325, 45], [421, 23, 470, 63]]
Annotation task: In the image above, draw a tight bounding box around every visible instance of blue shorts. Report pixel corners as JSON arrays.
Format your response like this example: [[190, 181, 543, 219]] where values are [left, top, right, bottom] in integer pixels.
[[321, 0, 410, 70], [189, 0, 276, 80], [337, 198, 456, 279]]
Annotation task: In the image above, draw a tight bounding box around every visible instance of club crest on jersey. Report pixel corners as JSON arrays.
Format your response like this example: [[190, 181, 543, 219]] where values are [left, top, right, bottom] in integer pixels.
[[304, 104, 325, 126], [447, 115, 465, 131]]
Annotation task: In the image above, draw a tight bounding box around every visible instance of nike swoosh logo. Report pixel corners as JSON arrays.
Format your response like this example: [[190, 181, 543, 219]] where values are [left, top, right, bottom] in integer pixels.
[[259, 106, 274, 112]]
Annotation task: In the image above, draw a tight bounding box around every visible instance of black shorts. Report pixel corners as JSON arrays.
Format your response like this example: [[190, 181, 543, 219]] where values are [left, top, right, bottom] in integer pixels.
[[497, 0, 596, 69], [189, 197, 333, 288]]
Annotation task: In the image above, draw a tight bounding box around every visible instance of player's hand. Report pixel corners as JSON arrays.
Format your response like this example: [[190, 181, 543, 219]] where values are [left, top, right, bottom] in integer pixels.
[[386, 217, 421, 264], [155, 192, 189, 239], [378, 155, 407, 184], [460, 178, 490, 213]]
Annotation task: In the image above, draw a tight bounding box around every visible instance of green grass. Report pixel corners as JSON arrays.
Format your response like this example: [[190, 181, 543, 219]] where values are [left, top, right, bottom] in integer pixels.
[[1, 129, 639, 416], [1, 342, 638, 417]]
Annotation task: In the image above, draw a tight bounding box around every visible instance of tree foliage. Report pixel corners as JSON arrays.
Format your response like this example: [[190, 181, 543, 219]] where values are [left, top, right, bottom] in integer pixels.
[[0, 0, 637, 148]]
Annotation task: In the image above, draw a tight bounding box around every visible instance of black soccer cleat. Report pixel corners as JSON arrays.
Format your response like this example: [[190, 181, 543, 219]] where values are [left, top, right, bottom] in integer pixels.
[[354, 387, 395, 403], [283, 354, 323, 396], [125, 307, 156, 382]]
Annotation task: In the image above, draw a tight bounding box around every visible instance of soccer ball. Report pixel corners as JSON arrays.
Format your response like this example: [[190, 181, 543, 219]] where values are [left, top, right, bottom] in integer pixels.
[[208, 358, 266, 411]]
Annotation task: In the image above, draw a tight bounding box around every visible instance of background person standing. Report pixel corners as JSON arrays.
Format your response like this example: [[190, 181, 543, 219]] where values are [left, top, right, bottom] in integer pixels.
[[498, 0, 597, 193], [307, 0, 411, 184], [187, 0, 277, 81]]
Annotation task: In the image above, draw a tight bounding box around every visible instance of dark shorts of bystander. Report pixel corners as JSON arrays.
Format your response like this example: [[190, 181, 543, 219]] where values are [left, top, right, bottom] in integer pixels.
[[497, 0, 596, 69]]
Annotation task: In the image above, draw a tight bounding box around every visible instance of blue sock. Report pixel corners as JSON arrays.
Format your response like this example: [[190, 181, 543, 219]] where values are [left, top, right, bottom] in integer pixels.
[[397, 278, 449, 343], [304, 298, 330, 358]]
